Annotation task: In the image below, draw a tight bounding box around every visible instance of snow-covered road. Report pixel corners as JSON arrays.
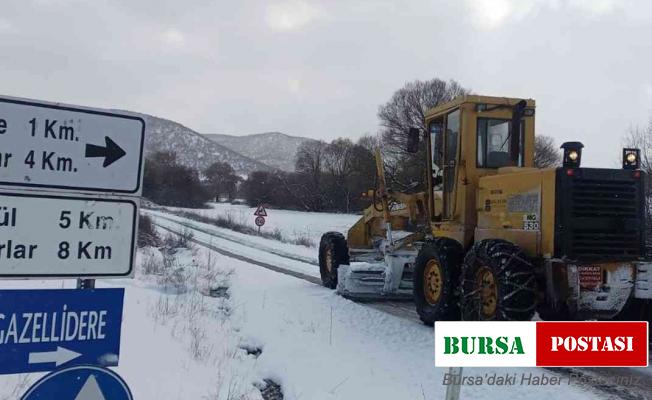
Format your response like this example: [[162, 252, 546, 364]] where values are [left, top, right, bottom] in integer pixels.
[[144, 208, 652, 400]]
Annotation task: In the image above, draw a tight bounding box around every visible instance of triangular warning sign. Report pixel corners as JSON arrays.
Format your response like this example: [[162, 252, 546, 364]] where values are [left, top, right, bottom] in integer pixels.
[[254, 205, 267, 217], [75, 375, 107, 400]]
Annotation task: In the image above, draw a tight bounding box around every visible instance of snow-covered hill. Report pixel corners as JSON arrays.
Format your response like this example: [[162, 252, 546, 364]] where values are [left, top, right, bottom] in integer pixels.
[[141, 114, 271, 176], [204, 132, 316, 172]]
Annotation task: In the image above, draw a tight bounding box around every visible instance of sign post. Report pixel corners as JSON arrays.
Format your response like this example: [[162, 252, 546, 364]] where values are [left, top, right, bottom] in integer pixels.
[[445, 367, 463, 400], [253, 204, 267, 217], [0, 95, 143, 391], [21, 365, 133, 400], [254, 205, 267, 234], [0, 191, 137, 278], [255, 216, 266, 233], [0, 96, 145, 194], [0, 288, 124, 375]]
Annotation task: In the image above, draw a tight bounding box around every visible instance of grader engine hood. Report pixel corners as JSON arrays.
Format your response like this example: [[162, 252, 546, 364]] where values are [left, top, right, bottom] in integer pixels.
[[554, 168, 647, 318], [554, 168, 646, 261], [476, 167, 554, 256], [476, 167, 646, 262]]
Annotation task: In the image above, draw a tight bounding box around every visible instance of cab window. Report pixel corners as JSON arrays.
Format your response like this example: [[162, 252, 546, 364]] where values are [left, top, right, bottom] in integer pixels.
[[444, 110, 460, 193], [476, 118, 523, 168], [429, 120, 444, 171]]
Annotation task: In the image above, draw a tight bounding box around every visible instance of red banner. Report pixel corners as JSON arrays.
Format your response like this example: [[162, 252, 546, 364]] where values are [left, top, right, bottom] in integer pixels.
[[536, 321, 648, 367]]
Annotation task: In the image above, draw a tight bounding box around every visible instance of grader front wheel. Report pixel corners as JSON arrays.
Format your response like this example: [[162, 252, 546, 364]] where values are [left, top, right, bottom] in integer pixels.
[[461, 239, 537, 321], [318, 232, 350, 289]]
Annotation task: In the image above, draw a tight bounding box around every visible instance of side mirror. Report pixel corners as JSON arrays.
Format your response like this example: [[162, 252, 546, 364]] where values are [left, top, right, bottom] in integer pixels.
[[406, 127, 420, 153]]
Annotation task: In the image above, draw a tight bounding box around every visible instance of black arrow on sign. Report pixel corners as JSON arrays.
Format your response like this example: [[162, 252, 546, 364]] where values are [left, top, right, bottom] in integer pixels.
[[85, 137, 126, 167]]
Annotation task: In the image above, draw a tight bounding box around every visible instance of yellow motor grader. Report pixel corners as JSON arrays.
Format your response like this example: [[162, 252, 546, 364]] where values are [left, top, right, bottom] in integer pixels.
[[319, 95, 651, 324]]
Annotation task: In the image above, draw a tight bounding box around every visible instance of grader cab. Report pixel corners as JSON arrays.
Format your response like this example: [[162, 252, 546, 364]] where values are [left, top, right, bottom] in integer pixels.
[[319, 95, 650, 324]]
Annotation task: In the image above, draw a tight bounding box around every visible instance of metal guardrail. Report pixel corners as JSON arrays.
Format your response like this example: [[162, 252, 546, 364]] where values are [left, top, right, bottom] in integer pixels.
[[444, 367, 462, 400]]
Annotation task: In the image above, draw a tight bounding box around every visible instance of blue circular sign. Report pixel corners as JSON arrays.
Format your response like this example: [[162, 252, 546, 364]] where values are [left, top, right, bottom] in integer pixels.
[[21, 365, 133, 400]]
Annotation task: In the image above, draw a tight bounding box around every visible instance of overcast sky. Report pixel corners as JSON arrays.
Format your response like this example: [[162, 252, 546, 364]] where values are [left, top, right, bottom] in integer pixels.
[[1, 0, 651, 166]]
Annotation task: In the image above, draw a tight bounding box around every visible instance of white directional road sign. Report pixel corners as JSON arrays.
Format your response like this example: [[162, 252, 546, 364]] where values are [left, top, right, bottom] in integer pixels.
[[0, 96, 145, 194], [0, 191, 137, 278]]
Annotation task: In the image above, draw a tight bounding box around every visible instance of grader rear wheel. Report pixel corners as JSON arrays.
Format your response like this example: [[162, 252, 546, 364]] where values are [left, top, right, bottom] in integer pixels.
[[414, 238, 463, 325], [461, 239, 537, 321], [423, 259, 444, 305], [475, 266, 498, 319]]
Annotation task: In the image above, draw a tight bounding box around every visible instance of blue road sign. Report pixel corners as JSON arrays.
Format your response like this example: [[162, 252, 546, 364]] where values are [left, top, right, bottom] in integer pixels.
[[0, 288, 124, 375], [21, 365, 133, 400]]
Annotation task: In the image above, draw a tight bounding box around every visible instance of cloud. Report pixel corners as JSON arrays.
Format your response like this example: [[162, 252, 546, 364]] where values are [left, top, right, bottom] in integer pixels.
[[464, 0, 545, 30], [465, 0, 515, 30], [0, 18, 11, 32], [568, 0, 619, 16], [265, 0, 323, 32], [643, 83, 652, 103], [288, 78, 301, 94], [465, 0, 621, 30], [161, 28, 185, 46]]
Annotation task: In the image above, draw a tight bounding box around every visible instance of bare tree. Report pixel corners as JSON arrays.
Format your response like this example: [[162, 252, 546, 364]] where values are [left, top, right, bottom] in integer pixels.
[[377, 78, 468, 189], [295, 140, 328, 210], [324, 139, 354, 177], [356, 134, 379, 153], [323, 138, 356, 212], [378, 78, 467, 158], [622, 119, 652, 241], [534, 135, 562, 168], [623, 120, 652, 174], [296, 140, 327, 177]]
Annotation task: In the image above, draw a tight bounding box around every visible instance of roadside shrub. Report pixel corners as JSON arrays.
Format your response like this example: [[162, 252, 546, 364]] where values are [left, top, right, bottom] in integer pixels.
[[141, 252, 163, 275], [138, 214, 161, 248], [176, 229, 194, 248], [269, 228, 283, 241], [292, 233, 314, 247], [162, 229, 194, 250], [158, 256, 188, 294]]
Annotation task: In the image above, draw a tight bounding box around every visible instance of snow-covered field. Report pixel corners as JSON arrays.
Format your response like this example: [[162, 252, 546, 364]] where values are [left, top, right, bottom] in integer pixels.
[[163, 202, 361, 247]]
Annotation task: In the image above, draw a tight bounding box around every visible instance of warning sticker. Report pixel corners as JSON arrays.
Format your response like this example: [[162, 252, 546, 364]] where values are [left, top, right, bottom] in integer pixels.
[[578, 266, 602, 289], [508, 192, 540, 214]]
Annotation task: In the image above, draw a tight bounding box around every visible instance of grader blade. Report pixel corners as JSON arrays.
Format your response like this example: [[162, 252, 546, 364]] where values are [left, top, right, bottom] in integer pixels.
[[337, 261, 414, 301]]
